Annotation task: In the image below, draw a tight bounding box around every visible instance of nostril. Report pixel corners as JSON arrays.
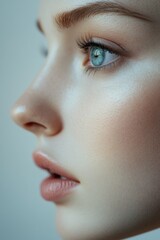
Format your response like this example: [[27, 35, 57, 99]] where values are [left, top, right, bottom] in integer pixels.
[[25, 122, 42, 128], [24, 122, 47, 133]]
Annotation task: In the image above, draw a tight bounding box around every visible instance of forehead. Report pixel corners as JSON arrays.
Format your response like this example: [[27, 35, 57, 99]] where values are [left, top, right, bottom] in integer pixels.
[[38, 0, 160, 24]]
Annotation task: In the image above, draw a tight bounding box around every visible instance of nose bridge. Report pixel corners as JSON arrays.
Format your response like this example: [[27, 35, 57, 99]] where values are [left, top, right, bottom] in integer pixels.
[[11, 55, 66, 136], [33, 47, 70, 102]]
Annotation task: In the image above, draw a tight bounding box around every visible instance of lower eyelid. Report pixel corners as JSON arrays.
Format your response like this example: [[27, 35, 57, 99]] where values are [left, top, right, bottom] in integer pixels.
[[85, 55, 125, 75]]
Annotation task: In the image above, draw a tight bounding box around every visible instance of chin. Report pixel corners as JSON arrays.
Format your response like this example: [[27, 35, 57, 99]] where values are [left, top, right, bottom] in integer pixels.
[[55, 208, 160, 240]]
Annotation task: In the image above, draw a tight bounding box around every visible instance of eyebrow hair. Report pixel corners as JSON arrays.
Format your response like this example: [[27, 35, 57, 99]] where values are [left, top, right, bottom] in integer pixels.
[[36, 1, 152, 33], [55, 1, 152, 29]]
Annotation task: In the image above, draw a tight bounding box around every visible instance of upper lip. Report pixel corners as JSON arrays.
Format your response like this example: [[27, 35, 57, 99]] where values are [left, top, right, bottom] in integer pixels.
[[32, 151, 80, 183]]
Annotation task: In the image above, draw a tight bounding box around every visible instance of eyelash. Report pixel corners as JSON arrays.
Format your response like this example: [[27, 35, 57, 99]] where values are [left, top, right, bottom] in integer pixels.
[[76, 35, 122, 75]]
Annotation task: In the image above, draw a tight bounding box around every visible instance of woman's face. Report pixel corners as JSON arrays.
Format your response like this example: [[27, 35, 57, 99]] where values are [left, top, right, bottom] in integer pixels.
[[12, 0, 160, 239]]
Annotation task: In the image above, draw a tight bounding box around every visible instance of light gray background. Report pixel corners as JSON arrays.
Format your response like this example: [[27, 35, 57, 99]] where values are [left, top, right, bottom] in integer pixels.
[[1, 0, 159, 239]]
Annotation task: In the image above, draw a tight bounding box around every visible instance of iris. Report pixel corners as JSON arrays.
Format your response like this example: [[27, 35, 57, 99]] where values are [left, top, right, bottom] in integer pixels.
[[90, 46, 105, 67]]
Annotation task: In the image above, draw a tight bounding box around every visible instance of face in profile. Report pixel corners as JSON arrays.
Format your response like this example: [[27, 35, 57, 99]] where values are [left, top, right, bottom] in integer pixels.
[[11, 0, 160, 239]]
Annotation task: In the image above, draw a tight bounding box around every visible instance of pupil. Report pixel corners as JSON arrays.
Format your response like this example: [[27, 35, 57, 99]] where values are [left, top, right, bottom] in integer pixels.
[[54, 173, 61, 178], [91, 47, 105, 67]]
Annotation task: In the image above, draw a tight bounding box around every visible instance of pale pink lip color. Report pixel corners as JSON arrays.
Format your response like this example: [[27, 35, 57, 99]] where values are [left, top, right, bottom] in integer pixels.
[[32, 151, 80, 203]]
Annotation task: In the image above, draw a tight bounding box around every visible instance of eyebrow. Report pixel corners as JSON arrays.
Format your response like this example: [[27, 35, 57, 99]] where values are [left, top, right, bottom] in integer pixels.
[[36, 1, 152, 32]]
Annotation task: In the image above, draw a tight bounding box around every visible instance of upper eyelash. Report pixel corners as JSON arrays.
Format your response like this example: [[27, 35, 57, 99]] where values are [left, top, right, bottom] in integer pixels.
[[77, 38, 116, 55], [76, 34, 120, 54]]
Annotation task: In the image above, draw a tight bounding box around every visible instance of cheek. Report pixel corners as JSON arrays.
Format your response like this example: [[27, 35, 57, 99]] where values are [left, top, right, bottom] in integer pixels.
[[73, 78, 160, 193], [76, 81, 160, 162]]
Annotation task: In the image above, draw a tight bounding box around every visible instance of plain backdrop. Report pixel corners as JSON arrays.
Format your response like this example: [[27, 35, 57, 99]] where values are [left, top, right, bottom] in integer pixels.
[[1, 0, 160, 239]]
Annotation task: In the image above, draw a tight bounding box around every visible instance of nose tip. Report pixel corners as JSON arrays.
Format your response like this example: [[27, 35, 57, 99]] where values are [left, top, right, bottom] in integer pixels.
[[11, 104, 27, 126], [11, 96, 63, 137], [11, 104, 46, 135]]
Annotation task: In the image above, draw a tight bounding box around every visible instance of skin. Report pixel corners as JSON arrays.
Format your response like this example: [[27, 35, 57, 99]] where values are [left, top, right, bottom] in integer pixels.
[[12, 0, 160, 239]]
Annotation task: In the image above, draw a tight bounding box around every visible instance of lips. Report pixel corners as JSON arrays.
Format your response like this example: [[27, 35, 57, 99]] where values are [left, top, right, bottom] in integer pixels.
[[32, 151, 80, 202]]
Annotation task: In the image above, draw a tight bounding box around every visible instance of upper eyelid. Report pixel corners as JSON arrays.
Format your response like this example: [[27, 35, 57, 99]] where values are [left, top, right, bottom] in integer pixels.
[[76, 37, 128, 56]]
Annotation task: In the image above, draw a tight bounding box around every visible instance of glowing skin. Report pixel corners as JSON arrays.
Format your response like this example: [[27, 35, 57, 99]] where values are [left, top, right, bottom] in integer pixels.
[[12, 0, 160, 239]]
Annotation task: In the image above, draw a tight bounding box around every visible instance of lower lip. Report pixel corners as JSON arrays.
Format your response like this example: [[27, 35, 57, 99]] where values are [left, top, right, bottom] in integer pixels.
[[40, 176, 79, 202]]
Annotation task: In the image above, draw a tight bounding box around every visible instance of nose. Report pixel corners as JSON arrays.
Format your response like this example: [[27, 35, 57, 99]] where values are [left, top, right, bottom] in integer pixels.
[[11, 81, 63, 137]]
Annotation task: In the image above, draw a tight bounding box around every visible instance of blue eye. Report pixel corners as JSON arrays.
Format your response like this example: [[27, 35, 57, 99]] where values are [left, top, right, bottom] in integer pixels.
[[90, 46, 119, 68], [77, 36, 122, 74], [90, 47, 105, 66]]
